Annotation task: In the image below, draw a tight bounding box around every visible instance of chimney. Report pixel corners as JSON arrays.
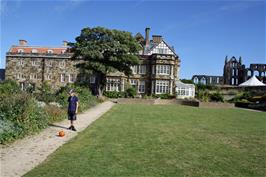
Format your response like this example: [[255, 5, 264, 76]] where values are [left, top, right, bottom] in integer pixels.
[[19, 40, 27, 46], [152, 35, 162, 44], [63, 40, 68, 46], [145, 27, 150, 46]]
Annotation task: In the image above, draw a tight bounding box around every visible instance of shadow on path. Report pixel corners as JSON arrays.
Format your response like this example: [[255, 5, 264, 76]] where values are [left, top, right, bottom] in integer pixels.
[[48, 123, 69, 130]]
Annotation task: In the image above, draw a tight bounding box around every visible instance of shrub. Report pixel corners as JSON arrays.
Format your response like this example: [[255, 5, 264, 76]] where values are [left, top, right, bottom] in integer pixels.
[[0, 94, 49, 144], [125, 87, 137, 98], [56, 84, 98, 112], [210, 92, 224, 102], [0, 80, 21, 96], [44, 105, 66, 123], [103, 91, 122, 98], [152, 94, 175, 99], [35, 81, 56, 103]]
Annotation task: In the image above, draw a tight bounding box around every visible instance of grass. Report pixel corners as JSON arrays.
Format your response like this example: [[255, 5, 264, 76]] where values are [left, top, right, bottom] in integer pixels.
[[24, 105, 266, 177]]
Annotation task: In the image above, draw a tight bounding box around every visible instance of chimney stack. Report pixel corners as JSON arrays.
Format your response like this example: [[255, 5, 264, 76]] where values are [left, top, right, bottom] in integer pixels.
[[19, 40, 27, 46], [152, 35, 162, 44], [63, 40, 68, 46], [145, 27, 150, 46]]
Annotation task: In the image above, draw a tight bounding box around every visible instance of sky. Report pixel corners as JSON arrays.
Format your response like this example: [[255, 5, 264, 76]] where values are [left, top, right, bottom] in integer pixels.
[[0, 0, 265, 79]]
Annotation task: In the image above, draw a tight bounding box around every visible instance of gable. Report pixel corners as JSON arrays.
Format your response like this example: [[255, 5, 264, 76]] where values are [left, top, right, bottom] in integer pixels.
[[147, 41, 175, 56]]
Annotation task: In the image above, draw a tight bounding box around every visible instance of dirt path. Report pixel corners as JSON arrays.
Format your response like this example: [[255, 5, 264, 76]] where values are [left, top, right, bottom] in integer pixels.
[[0, 101, 115, 177]]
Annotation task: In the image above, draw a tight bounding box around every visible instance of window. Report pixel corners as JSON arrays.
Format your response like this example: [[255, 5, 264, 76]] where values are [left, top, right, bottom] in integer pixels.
[[130, 79, 137, 89], [131, 66, 138, 74], [32, 60, 39, 66], [231, 78, 235, 85], [156, 65, 170, 75], [90, 76, 96, 84], [106, 78, 120, 91], [69, 74, 75, 83], [47, 50, 53, 54], [59, 61, 65, 68], [47, 61, 53, 67], [18, 49, 24, 53], [17, 73, 26, 80], [61, 50, 66, 54], [18, 60, 24, 66], [155, 80, 169, 94], [200, 77, 206, 85], [209, 77, 212, 84], [138, 81, 145, 93], [216, 77, 219, 84], [60, 74, 65, 82], [46, 74, 51, 80], [32, 49, 38, 53], [193, 77, 199, 84], [30, 74, 38, 80], [139, 65, 146, 74]]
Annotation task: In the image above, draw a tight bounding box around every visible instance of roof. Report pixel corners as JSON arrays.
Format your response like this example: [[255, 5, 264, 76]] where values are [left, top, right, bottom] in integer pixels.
[[9, 45, 69, 54], [176, 80, 195, 88], [239, 75, 266, 86]]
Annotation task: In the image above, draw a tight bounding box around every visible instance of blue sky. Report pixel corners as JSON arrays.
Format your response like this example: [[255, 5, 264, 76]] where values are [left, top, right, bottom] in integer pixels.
[[1, 0, 265, 79]]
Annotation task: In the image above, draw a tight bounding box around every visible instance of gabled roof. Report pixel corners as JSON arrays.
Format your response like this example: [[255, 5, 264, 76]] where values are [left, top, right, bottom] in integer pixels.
[[145, 40, 178, 57]]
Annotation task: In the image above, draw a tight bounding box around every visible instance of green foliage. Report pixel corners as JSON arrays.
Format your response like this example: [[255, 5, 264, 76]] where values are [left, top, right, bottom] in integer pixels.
[[125, 87, 137, 98], [0, 79, 21, 95], [152, 93, 176, 99], [229, 92, 251, 103], [103, 91, 125, 98], [0, 94, 49, 144], [210, 92, 224, 102], [0, 81, 98, 144], [70, 26, 142, 94], [56, 84, 98, 112], [34, 82, 56, 103], [197, 90, 209, 102], [44, 105, 66, 123], [180, 79, 193, 84]]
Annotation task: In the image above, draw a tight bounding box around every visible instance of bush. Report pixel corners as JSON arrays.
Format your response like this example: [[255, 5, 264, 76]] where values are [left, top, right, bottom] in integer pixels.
[[152, 94, 175, 99], [44, 105, 66, 123], [125, 87, 137, 98], [210, 92, 224, 102], [0, 94, 49, 144], [56, 84, 98, 112], [0, 80, 21, 96], [103, 91, 124, 98]]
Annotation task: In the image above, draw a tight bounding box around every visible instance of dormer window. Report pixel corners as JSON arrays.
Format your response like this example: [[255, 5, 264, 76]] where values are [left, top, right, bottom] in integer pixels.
[[18, 49, 24, 53], [32, 49, 38, 53], [47, 50, 53, 54], [61, 50, 66, 54]]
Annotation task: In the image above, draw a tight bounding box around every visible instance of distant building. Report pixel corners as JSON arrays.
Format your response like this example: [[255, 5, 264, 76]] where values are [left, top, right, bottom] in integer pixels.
[[191, 75, 223, 85], [192, 56, 266, 86], [223, 56, 266, 85], [0, 69, 5, 81]]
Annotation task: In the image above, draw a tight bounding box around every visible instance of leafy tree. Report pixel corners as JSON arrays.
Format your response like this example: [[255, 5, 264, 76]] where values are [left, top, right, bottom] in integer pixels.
[[69, 27, 141, 96], [180, 79, 193, 84]]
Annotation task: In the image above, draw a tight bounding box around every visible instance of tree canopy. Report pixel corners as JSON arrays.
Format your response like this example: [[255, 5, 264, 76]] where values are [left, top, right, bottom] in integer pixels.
[[69, 27, 142, 95], [70, 27, 141, 76]]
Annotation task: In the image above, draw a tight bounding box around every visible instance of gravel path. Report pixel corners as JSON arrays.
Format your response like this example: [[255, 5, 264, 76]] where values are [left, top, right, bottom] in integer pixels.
[[0, 101, 115, 177]]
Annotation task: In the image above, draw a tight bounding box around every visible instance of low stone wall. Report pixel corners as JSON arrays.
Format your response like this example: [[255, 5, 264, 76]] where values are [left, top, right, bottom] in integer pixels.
[[116, 98, 200, 106], [116, 98, 235, 109], [117, 98, 155, 105], [199, 102, 234, 108]]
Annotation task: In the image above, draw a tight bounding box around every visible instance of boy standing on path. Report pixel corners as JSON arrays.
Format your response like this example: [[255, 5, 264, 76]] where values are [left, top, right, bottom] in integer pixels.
[[68, 89, 79, 131]]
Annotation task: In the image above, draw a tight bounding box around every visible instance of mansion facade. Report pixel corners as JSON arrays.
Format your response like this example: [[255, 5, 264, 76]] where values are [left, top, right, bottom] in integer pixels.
[[5, 28, 181, 95]]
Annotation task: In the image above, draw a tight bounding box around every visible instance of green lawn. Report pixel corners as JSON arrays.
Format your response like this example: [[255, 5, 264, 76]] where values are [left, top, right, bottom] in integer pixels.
[[24, 105, 266, 177]]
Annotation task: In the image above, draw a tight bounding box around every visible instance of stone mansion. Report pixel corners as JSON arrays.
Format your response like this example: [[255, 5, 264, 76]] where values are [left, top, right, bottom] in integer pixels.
[[5, 28, 181, 95]]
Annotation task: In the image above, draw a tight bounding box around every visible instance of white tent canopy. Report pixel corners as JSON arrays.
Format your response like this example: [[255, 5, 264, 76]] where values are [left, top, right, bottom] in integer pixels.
[[239, 75, 266, 86]]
